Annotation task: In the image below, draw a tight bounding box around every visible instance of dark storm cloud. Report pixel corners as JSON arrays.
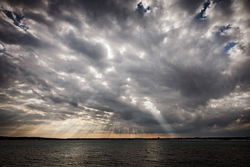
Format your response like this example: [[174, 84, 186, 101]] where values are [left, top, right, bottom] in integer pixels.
[[24, 12, 54, 28], [212, 0, 234, 17], [46, 0, 136, 23], [243, 0, 250, 14], [3, 0, 136, 29], [0, 18, 48, 48], [158, 62, 235, 106], [2, 0, 46, 10], [0, 54, 19, 88], [177, 0, 205, 15], [0, 107, 49, 127], [0, 0, 250, 137], [65, 31, 107, 61]]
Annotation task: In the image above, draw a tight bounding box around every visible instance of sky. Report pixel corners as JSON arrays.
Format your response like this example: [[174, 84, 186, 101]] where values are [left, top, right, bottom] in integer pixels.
[[0, 0, 250, 138]]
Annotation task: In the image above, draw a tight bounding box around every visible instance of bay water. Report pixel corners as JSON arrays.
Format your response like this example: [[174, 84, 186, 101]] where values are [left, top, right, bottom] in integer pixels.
[[0, 140, 249, 166]]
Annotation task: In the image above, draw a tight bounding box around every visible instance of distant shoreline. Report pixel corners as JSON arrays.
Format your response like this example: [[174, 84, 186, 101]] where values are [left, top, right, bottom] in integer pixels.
[[0, 136, 249, 141]]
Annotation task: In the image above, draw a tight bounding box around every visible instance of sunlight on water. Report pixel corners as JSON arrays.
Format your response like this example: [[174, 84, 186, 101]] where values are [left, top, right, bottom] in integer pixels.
[[0, 140, 249, 166]]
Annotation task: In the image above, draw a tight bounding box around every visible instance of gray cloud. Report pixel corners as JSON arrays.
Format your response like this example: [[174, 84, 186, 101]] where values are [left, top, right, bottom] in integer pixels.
[[0, 107, 49, 127], [177, 0, 205, 15], [0, 18, 48, 48], [65, 31, 107, 61], [0, 0, 250, 137]]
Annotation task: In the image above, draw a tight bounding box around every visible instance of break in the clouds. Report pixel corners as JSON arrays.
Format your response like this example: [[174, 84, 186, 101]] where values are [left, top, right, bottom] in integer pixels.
[[0, 0, 250, 138]]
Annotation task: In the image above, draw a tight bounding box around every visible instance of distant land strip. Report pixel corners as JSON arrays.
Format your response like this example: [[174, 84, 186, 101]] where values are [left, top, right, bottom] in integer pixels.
[[0, 136, 249, 141]]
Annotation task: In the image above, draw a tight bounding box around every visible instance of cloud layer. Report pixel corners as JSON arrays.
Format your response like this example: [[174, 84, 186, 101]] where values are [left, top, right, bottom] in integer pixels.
[[0, 0, 250, 137]]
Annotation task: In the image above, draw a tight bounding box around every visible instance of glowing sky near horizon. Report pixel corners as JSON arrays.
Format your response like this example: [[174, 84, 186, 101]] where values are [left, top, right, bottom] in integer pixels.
[[0, 0, 250, 138]]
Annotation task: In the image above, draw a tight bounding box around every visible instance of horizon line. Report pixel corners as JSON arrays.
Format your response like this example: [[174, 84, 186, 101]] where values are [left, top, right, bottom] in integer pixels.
[[1, 136, 249, 140]]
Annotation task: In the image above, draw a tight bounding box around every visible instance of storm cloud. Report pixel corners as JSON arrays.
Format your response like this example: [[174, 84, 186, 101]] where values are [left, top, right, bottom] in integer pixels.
[[0, 0, 250, 138]]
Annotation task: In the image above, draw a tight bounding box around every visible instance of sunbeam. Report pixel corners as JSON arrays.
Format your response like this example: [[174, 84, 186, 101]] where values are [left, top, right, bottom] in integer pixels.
[[144, 99, 175, 136]]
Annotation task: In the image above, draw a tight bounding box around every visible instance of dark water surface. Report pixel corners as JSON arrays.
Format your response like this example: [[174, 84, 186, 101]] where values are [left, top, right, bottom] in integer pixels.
[[0, 140, 249, 166]]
